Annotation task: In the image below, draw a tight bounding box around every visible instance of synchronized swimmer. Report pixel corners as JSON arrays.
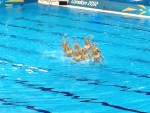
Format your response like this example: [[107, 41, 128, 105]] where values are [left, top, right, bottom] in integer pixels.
[[62, 34, 104, 63]]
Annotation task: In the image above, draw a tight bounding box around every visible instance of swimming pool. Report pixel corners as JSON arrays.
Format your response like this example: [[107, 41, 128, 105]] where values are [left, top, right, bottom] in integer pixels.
[[0, 3, 150, 113]]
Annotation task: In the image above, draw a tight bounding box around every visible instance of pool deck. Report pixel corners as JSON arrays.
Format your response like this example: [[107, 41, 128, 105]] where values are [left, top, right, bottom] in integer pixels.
[[38, 1, 150, 19]]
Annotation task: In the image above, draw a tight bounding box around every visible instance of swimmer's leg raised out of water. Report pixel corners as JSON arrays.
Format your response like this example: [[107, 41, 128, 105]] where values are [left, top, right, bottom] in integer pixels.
[[74, 37, 82, 53], [84, 35, 93, 50], [62, 33, 68, 50]]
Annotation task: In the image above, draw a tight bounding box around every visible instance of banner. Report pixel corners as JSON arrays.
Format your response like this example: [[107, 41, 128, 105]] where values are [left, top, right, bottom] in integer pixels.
[[69, 0, 100, 8], [68, 0, 150, 15]]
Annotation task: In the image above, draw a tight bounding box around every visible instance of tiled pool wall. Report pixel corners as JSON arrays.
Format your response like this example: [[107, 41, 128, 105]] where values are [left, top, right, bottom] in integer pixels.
[[0, 0, 37, 7], [68, 0, 150, 16]]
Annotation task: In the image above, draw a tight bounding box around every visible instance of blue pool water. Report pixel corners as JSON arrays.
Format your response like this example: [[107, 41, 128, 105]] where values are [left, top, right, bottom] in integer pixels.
[[0, 3, 150, 113]]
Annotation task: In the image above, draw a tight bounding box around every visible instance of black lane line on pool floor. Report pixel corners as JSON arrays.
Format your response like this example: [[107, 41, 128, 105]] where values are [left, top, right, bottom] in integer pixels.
[[0, 38, 150, 80], [44, 13, 150, 34], [1, 71, 150, 113], [0, 98, 52, 113], [38, 6, 150, 24], [38, 13, 150, 33], [0, 49, 150, 79], [1, 33, 149, 74], [47, 72, 150, 96], [0, 32, 57, 50], [39, 11, 150, 31], [3, 15, 150, 44], [0, 44, 41, 55], [62, 73, 150, 96], [14, 16, 150, 42], [0, 57, 52, 74], [1, 26, 150, 56], [1, 58, 150, 112], [0, 29, 150, 63], [1, 57, 150, 97], [1, 30, 150, 67], [0, 32, 51, 46], [1, 19, 150, 54], [0, 45, 150, 82], [1, 29, 150, 55], [13, 79, 147, 113], [0, 56, 150, 99], [1, 26, 150, 69]]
